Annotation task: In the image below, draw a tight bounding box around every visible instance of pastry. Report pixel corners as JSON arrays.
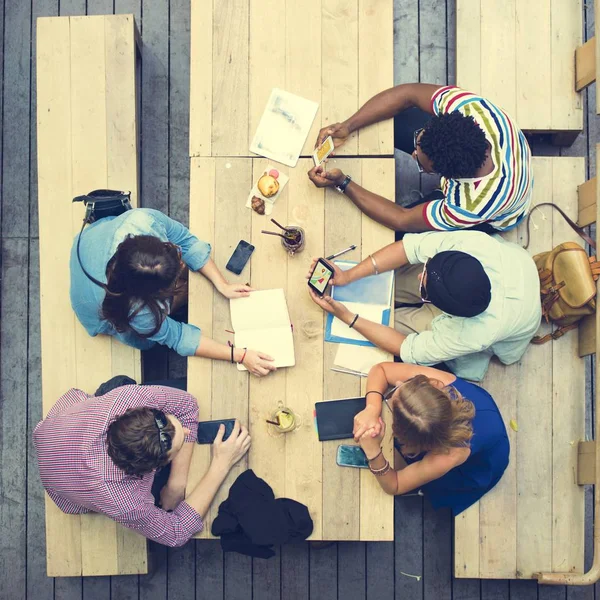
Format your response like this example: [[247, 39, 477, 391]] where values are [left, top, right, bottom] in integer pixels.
[[251, 195, 265, 215], [257, 173, 279, 198]]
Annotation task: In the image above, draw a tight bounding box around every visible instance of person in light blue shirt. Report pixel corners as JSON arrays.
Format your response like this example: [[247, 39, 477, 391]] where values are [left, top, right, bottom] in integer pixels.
[[307, 230, 541, 382], [70, 208, 276, 377]]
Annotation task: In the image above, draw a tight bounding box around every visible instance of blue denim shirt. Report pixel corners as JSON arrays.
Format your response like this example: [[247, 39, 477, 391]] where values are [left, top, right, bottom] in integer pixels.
[[70, 208, 211, 356]]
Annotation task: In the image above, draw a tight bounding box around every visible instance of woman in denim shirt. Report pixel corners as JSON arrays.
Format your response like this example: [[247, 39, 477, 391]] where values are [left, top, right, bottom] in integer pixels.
[[70, 208, 276, 376]]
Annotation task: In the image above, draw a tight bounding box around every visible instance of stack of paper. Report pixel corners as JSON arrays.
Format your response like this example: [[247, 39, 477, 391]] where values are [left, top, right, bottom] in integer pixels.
[[325, 261, 394, 347]]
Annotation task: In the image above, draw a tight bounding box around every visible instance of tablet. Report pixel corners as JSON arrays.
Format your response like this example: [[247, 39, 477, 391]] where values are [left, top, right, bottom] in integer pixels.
[[314, 397, 366, 441]]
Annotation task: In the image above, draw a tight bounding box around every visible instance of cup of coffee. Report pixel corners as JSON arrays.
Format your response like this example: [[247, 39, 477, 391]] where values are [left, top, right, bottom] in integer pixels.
[[280, 226, 305, 255]]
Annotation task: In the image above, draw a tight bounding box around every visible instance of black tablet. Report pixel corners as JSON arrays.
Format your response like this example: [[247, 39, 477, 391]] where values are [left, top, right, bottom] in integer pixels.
[[314, 397, 366, 441]]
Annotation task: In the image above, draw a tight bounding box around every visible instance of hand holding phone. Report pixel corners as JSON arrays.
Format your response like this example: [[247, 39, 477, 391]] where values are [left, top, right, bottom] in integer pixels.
[[307, 258, 334, 296], [211, 420, 252, 471], [197, 419, 236, 444]]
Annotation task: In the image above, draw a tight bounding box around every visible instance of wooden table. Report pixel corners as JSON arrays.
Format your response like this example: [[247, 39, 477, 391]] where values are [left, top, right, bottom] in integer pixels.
[[186, 0, 396, 541], [189, 0, 394, 159], [186, 157, 395, 540]]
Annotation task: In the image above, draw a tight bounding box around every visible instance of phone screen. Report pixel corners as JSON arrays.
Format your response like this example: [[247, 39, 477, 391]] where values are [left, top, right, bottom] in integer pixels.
[[225, 240, 255, 275], [336, 445, 369, 468], [196, 419, 236, 444], [308, 259, 334, 295]]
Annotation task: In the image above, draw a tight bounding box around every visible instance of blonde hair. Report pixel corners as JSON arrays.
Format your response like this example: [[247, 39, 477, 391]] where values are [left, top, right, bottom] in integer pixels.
[[391, 375, 475, 456]]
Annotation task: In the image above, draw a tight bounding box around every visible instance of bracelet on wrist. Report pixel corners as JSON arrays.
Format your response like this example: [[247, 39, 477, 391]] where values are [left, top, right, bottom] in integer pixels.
[[369, 254, 380, 276], [348, 314, 359, 329], [365, 390, 384, 401], [366, 448, 383, 462], [239, 348, 248, 364], [228, 342, 235, 364], [369, 459, 391, 476]]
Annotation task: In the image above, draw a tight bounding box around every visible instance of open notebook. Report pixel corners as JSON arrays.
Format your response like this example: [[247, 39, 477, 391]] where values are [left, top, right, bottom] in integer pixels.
[[230, 289, 295, 370], [325, 261, 394, 347]]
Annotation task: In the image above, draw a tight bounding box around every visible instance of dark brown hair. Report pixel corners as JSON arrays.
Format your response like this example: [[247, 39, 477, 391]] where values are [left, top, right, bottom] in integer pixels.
[[391, 375, 475, 456], [101, 235, 184, 337], [106, 407, 176, 476]]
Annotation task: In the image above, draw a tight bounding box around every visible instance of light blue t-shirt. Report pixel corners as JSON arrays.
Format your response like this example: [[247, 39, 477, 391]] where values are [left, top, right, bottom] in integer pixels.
[[400, 231, 541, 381], [70, 208, 211, 356]]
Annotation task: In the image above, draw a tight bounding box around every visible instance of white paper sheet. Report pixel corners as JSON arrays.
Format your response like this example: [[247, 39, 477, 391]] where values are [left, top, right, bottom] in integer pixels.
[[330, 302, 388, 343], [250, 89, 319, 167], [334, 344, 390, 375], [229, 289, 295, 370]]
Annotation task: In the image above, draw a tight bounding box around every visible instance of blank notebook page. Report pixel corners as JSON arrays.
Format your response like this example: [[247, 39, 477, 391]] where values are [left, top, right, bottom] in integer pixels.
[[229, 289, 295, 369]]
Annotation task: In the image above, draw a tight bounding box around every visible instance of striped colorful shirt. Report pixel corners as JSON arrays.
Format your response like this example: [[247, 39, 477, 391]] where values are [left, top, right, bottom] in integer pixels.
[[424, 86, 533, 232], [33, 385, 202, 547]]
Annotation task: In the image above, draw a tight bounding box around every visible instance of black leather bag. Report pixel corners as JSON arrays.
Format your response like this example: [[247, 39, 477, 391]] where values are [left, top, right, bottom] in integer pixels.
[[73, 189, 133, 288]]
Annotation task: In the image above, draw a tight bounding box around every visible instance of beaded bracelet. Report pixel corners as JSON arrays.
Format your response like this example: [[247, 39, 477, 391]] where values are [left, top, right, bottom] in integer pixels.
[[370, 459, 391, 476]]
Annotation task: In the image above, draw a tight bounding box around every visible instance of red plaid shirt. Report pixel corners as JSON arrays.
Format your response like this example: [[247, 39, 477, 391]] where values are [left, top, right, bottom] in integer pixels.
[[33, 385, 202, 547]]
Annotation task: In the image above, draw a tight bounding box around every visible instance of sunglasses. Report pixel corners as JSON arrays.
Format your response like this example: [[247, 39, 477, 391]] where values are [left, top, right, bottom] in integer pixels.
[[413, 128, 425, 173], [152, 409, 173, 455]]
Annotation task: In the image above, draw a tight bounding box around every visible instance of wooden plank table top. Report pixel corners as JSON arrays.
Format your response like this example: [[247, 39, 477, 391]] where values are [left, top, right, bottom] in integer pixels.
[[189, 0, 394, 159], [186, 157, 395, 541]]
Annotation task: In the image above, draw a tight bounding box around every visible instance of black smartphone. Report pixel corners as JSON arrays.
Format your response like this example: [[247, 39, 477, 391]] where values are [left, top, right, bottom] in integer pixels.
[[308, 258, 334, 296], [196, 419, 236, 444], [336, 445, 369, 468], [225, 240, 255, 275]]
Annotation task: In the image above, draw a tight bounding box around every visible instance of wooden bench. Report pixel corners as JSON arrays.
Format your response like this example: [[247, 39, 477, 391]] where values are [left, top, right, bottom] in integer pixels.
[[456, 0, 583, 144], [454, 157, 589, 582], [36, 14, 147, 577]]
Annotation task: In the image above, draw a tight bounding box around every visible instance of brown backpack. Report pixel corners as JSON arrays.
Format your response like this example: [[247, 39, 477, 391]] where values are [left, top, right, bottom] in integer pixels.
[[525, 203, 600, 344]]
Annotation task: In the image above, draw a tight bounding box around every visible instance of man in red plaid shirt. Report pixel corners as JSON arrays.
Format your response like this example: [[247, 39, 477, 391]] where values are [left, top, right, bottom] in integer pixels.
[[33, 383, 250, 547]]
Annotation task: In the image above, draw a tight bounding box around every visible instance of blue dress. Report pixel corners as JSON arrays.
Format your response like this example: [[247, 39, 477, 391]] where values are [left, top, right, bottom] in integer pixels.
[[397, 377, 509, 515]]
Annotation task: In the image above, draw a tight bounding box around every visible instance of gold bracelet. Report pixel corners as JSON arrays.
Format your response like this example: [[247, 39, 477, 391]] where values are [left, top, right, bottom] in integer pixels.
[[369, 254, 379, 275]]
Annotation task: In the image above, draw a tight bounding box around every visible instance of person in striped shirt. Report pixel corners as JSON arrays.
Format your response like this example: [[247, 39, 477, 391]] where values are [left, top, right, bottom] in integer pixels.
[[33, 384, 250, 547], [308, 84, 533, 234]]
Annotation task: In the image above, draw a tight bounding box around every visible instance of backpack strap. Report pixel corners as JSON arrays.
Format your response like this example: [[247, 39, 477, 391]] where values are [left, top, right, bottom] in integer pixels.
[[531, 323, 579, 345], [524, 202, 596, 251]]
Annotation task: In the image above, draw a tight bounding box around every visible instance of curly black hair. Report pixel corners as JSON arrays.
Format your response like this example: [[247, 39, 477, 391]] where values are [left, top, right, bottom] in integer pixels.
[[419, 112, 488, 179]]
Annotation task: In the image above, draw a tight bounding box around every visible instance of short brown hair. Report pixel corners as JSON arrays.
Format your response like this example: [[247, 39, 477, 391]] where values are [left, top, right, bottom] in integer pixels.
[[391, 375, 475, 456], [106, 407, 176, 476]]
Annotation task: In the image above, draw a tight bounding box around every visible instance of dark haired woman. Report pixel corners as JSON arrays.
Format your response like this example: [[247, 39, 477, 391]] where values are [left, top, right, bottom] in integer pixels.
[[307, 83, 532, 234], [353, 362, 509, 514], [70, 208, 275, 376]]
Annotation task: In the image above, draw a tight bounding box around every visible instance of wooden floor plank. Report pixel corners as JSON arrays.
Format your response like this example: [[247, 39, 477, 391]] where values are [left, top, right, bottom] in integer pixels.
[[281, 543, 309, 600], [195, 541, 224, 599], [1, 0, 32, 238], [367, 542, 395, 598], [419, 0, 447, 85], [0, 239, 30, 600], [481, 579, 509, 600], [455, 0, 481, 96], [310, 544, 338, 600], [454, 579, 482, 600], [140, 0, 169, 213], [169, 0, 191, 225], [253, 548, 282, 600], [224, 553, 252, 600], [423, 505, 452, 600], [168, 544, 195, 600], [395, 495, 424, 600], [338, 543, 366, 600]]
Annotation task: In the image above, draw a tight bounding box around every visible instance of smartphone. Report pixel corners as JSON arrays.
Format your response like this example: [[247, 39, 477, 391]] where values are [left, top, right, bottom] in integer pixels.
[[308, 258, 334, 296], [196, 419, 236, 444], [313, 135, 335, 166], [336, 444, 369, 469], [225, 240, 255, 275]]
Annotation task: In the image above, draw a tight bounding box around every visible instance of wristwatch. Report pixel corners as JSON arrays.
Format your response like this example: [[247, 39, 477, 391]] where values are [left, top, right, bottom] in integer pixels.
[[335, 175, 352, 194]]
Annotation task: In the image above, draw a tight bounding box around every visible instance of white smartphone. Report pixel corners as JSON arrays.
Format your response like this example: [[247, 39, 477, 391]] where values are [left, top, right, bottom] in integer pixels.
[[313, 135, 335, 166]]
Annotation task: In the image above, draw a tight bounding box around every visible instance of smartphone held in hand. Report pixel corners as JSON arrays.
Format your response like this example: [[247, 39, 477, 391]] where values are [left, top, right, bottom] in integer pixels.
[[196, 419, 236, 444], [308, 258, 334, 296]]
